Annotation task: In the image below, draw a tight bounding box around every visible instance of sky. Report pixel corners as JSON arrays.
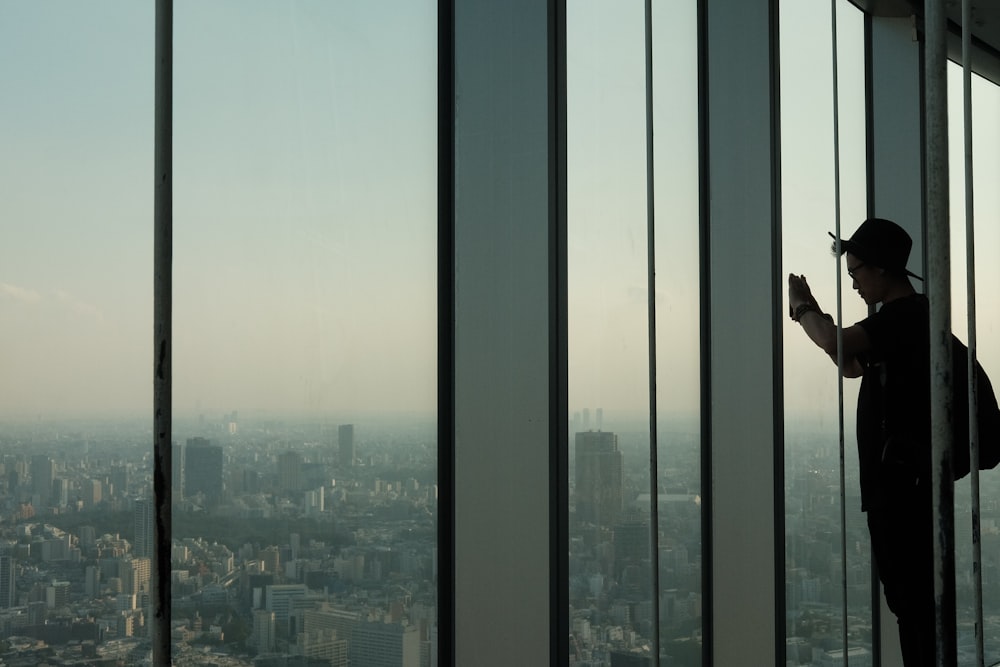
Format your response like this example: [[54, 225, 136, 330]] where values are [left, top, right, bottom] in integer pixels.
[[0, 1, 436, 420], [0, 0, 997, 425]]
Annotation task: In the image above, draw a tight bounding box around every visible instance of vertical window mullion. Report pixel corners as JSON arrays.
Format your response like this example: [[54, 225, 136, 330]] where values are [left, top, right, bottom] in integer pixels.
[[152, 0, 174, 664]]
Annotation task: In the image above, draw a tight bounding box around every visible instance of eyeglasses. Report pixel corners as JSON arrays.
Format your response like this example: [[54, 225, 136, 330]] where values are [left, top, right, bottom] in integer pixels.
[[847, 262, 866, 279]]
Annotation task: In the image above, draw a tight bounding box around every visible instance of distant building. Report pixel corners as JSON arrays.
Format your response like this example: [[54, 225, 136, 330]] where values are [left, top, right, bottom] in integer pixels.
[[252, 609, 276, 652], [609, 650, 653, 667], [278, 451, 303, 493], [293, 628, 348, 666], [350, 620, 420, 667], [338, 424, 355, 467], [52, 478, 69, 507], [304, 606, 360, 646], [259, 546, 280, 575], [30, 455, 53, 507], [45, 581, 71, 608], [82, 478, 102, 508], [265, 584, 307, 629], [304, 488, 324, 516], [133, 498, 154, 559], [84, 565, 99, 598], [613, 519, 650, 583], [172, 441, 184, 499], [0, 555, 15, 608], [121, 557, 150, 596], [575, 431, 624, 528], [110, 465, 130, 498], [184, 438, 223, 504]]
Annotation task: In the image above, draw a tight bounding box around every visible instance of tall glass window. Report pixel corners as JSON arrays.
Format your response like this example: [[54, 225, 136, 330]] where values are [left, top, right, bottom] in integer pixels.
[[780, 2, 871, 664], [651, 0, 703, 663], [173, 1, 437, 662], [948, 63, 1000, 665], [0, 1, 153, 654], [568, 1, 701, 664]]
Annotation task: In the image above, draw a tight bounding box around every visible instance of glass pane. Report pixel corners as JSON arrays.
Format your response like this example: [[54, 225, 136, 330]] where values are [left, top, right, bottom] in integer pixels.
[[0, 0, 153, 654], [948, 64, 1000, 666], [780, 2, 872, 664], [651, 0, 703, 664], [173, 1, 437, 663], [568, 1, 702, 664], [568, 2, 655, 664]]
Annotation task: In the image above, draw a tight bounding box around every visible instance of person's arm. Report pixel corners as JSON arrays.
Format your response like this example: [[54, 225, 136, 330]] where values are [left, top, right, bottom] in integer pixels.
[[788, 273, 869, 378], [795, 308, 867, 377]]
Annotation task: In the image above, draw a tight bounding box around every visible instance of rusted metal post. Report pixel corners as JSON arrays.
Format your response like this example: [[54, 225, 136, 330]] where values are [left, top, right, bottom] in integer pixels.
[[924, 0, 957, 664], [153, 0, 173, 664]]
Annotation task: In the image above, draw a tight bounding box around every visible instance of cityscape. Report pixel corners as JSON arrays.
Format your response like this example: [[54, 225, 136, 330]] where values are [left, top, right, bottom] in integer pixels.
[[0, 412, 998, 666], [0, 414, 437, 666]]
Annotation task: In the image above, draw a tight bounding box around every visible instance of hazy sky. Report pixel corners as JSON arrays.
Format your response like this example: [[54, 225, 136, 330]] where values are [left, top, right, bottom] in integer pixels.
[[1, 1, 436, 419], [0, 1, 997, 424]]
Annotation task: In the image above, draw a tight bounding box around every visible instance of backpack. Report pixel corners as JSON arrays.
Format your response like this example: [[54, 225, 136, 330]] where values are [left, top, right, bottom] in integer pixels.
[[951, 334, 1000, 480]]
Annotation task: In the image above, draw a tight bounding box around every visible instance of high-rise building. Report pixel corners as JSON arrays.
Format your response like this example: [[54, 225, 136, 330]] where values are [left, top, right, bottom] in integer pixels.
[[278, 450, 303, 493], [259, 546, 280, 574], [304, 488, 324, 516], [84, 565, 100, 598], [133, 497, 154, 559], [613, 519, 649, 565], [45, 581, 71, 608], [52, 478, 69, 507], [0, 555, 15, 608], [304, 606, 360, 646], [265, 584, 308, 631], [294, 628, 348, 666], [30, 455, 53, 506], [172, 441, 184, 500], [252, 609, 276, 652], [184, 438, 223, 504], [338, 424, 355, 467], [110, 465, 130, 498], [83, 478, 102, 508], [121, 557, 151, 596], [574, 431, 624, 528], [349, 620, 420, 667]]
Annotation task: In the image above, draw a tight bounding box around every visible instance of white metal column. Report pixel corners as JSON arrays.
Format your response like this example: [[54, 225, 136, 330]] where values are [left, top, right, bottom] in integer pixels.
[[705, 0, 781, 663], [867, 16, 925, 667], [452, 0, 558, 665], [868, 17, 925, 257]]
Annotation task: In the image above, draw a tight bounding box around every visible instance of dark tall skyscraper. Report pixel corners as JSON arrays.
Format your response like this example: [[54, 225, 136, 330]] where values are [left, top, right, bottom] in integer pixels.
[[278, 451, 302, 493], [574, 431, 624, 528], [133, 497, 154, 559], [30, 455, 53, 506], [338, 424, 355, 468], [613, 518, 650, 586], [172, 441, 184, 499], [0, 555, 14, 608], [110, 464, 131, 499], [184, 438, 223, 505]]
